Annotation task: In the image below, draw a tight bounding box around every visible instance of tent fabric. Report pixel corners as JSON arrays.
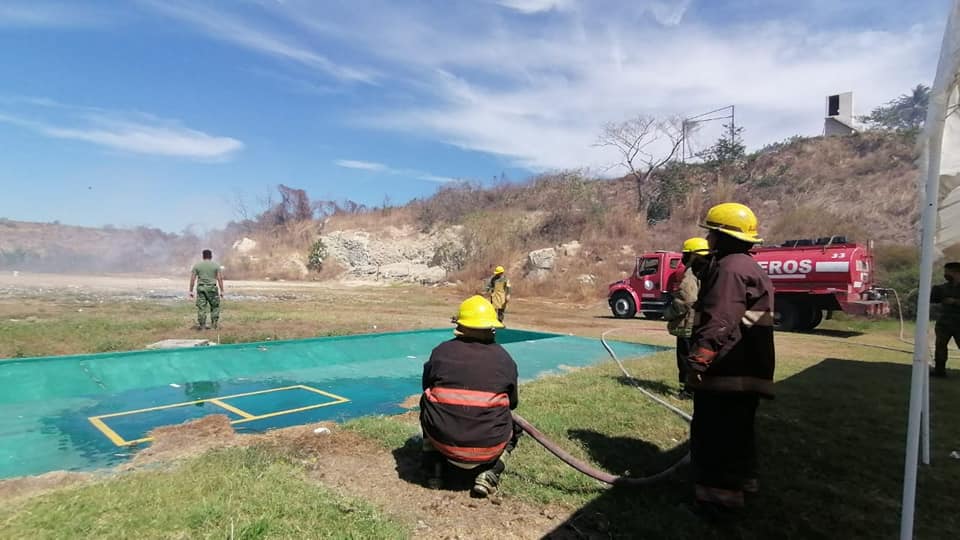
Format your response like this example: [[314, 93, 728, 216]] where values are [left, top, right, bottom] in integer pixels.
[[928, 0, 960, 250]]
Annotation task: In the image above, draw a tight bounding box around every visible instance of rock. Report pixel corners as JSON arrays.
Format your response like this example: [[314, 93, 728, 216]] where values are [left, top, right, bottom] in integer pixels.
[[576, 274, 596, 285], [560, 240, 582, 257], [379, 262, 446, 284], [321, 230, 373, 267], [527, 247, 557, 270], [527, 268, 551, 281], [231, 237, 257, 254], [312, 226, 464, 285]]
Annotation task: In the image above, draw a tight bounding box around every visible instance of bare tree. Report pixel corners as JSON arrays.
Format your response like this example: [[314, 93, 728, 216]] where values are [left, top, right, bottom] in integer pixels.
[[596, 115, 684, 214]]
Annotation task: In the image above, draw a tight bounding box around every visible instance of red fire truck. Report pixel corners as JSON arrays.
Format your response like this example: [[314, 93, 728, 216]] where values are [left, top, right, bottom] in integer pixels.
[[607, 236, 889, 331]]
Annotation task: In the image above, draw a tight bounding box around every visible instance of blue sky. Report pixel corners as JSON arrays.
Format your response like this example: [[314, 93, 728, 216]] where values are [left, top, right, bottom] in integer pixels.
[[0, 0, 951, 232]]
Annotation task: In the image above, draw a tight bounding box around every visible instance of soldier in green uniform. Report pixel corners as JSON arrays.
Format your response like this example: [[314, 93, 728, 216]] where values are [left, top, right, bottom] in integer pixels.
[[188, 249, 224, 330], [930, 261, 960, 378]]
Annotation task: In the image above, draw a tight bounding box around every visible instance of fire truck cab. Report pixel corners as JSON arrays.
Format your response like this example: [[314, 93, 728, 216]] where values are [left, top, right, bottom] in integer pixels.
[[607, 251, 683, 319]]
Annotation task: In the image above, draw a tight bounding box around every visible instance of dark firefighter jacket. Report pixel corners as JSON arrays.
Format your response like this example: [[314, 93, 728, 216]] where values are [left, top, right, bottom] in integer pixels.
[[420, 336, 519, 464], [687, 252, 776, 398]]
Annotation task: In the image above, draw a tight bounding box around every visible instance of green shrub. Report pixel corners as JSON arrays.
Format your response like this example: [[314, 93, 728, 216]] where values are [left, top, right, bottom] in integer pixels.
[[874, 245, 920, 318], [307, 239, 326, 272]]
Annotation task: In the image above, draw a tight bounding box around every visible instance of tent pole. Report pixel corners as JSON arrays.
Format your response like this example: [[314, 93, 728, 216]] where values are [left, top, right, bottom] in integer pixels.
[[922, 358, 930, 465], [900, 101, 945, 540]]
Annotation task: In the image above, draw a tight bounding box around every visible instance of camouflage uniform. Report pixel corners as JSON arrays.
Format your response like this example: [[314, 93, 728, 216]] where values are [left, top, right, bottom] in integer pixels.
[[664, 266, 699, 384], [192, 260, 221, 328], [931, 281, 960, 376]]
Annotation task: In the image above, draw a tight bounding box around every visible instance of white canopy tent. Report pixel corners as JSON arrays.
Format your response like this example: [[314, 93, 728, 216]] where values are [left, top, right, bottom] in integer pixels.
[[901, 1, 960, 538]]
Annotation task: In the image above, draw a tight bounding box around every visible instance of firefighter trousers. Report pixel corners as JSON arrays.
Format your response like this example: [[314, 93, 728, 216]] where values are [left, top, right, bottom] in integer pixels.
[[675, 337, 690, 384], [934, 322, 959, 373], [690, 390, 759, 509]]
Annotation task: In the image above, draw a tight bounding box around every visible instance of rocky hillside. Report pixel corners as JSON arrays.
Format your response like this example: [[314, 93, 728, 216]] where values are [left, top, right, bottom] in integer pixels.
[[1, 132, 923, 297]]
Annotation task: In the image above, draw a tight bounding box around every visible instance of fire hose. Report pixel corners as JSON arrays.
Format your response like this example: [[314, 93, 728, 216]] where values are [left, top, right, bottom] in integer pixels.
[[511, 328, 691, 486]]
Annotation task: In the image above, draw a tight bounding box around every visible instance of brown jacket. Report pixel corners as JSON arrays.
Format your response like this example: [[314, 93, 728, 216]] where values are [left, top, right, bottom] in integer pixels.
[[686, 252, 776, 397], [664, 267, 699, 338]]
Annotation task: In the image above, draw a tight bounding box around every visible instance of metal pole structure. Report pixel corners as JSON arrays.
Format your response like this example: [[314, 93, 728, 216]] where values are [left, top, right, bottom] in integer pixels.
[[681, 105, 735, 163], [901, 3, 957, 536], [681, 120, 687, 163], [922, 359, 930, 465], [730, 105, 736, 142], [900, 127, 940, 540]]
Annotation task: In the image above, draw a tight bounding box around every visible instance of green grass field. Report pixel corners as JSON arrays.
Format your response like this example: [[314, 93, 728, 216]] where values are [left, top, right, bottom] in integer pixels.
[[347, 329, 960, 539], [1, 291, 957, 538]]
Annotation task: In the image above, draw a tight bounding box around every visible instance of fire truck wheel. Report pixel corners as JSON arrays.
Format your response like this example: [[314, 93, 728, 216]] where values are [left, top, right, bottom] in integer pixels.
[[805, 308, 824, 330], [774, 301, 800, 331], [610, 292, 637, 319]]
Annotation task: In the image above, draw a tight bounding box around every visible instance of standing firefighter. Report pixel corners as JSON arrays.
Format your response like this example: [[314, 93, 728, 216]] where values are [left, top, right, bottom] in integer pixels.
[[930, 261, 960, 377], [188, 249, 224, 330], [687, 203, 775, 513], [663, 237, 711, 398], [420, 295, 521, 498], [485, 265, 511, 323]]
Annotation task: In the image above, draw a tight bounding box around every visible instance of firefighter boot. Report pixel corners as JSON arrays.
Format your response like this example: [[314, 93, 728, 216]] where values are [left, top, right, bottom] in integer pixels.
[[421, 451, 444, 489], [426, 463, 443, 490], [471, 469, 500, 498]]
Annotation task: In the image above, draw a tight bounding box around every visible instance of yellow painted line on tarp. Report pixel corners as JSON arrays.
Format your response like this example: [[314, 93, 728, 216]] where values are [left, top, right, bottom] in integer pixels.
[[88, 385, 350, 447]]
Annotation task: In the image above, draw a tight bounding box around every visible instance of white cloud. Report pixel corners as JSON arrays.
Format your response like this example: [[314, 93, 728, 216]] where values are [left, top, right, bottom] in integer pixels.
[[418, 174, 459, 183], [493, 0, 575, 14], [139, 0, 376, 83], [137, 1, 943, 174], [43, 120, 243, 159], [491, 0, 690, 26], [350, 18, 938, 172], [334, 158, 456, 183], [335, 159, 388, 171], [0, 101, 244, 160], [0, 2, 114, 27]]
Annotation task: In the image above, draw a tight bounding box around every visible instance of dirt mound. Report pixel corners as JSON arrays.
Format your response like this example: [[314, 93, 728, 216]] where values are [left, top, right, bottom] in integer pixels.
[[127, 414, 239, 468], [0, 471, 92, 502], [400, 393, 421, 409]]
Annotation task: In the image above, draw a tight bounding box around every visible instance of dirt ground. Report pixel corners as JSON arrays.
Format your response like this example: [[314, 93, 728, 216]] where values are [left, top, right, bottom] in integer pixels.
[[0, 270, 678, 344]]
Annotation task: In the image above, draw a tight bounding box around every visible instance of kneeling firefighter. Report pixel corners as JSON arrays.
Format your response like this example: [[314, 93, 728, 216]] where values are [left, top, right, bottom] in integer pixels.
[[419, 295, 522, 497]]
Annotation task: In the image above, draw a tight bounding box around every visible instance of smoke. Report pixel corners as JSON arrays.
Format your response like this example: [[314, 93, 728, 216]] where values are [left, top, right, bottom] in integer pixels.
[[0, 220, 230, 274]]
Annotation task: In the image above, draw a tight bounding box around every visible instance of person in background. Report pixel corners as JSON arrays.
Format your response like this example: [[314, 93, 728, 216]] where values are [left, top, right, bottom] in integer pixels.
[[485, 265, 511, 323], [930, 261, 960, 378], [188, 249, 224, 330], [663, 237, 711, 399]]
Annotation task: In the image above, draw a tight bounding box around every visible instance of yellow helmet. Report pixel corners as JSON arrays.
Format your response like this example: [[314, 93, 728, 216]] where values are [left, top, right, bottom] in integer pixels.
[[494, 265, 505, 274], [682, 237, 710, 254], [454, 295, 504, 329], [700, 202, 763, 244]]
